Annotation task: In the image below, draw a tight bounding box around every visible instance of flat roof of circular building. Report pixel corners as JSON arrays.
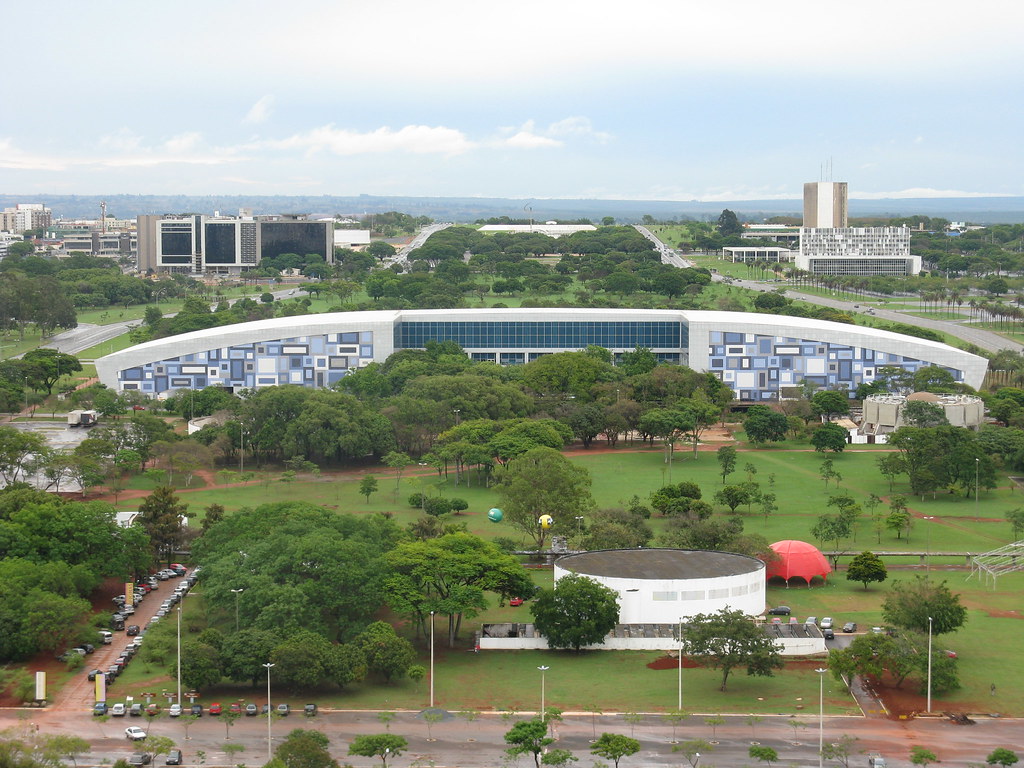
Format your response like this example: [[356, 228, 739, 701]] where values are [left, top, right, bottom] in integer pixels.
[[556, 548, 765, 580]]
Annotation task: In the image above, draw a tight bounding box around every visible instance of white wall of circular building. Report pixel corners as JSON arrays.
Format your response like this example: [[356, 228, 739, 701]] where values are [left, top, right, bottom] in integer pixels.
[[554, 548, 766, 623]]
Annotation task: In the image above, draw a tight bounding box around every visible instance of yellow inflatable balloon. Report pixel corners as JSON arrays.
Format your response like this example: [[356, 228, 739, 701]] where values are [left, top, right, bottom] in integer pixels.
[[538, 514, 554, 529]]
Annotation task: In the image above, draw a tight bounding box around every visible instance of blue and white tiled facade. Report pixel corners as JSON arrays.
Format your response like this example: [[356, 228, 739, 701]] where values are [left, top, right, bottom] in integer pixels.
[[117, 332, 374, 394], [707, 331, 946, 401], [97, 309, 989, 398]]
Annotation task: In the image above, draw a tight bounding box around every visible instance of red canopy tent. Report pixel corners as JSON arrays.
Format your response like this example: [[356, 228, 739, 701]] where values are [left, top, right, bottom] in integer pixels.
[[766, 540, 832, 585]]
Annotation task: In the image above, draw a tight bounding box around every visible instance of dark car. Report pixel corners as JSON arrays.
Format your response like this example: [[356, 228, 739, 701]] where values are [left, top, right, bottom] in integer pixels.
[[823, 628, 835, 640], [83, 643, 95, 654], [87, 669, 103, 681], [166, 750, 182, 766], [767, 606, 791, 616], [127, 625, 140, 636], [127, 753, 152, 766], [842, 622, 858, 633], [276, 703, 290, 716], [129, 703, 143, 717], [261, 704, 270, 715], [245, 703, 258, 716], [190, 704, 203, 717], [304, 704, 317, 717], [93, 702, 108, 716]]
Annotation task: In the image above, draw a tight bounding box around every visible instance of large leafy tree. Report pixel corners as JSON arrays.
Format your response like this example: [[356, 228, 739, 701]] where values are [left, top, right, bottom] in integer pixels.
[[356, 621, 415, 682], [743, 406, 788, 445], [275, 728, 339, 768], [384, 532, 534, 646], [504, 719, 554, 768], [348, 734, 407, 768], [530, 573, 620, 651], [135, 486, 187, 565], [193, 502, 402, 640], [882, 576, 968, 636], [20, 349, 82, 395], [494, 447, 595, 549], [846, 551, 888, 590], [683, 608, 784, 691], [591, 733, 640, 768]]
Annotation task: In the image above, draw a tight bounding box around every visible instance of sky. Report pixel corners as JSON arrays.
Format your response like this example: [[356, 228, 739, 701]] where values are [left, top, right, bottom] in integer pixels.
[[3, 0, 1024, 202]]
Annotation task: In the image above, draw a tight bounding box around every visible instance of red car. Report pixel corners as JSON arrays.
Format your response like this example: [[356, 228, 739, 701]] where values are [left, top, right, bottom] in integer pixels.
[[509, 597, 524, 607], [209, 703, 222, 715], [229, 703, 242, 714], [145, 704, 160, 716]]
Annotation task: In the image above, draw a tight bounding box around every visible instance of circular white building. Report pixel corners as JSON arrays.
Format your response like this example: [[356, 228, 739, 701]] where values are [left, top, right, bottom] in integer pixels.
[[554, 548, 766, 623]]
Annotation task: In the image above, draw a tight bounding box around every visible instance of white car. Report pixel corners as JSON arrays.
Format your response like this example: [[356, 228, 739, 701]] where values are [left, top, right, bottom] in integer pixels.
[[169, 704, 182, 717], [820, 617, 833, 630], [111, 703, 127, 717], [125, 726, 147, 741]]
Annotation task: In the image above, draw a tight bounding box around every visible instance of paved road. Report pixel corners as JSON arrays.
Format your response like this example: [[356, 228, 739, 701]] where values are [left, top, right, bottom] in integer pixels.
[[634, 225, 696, 268], [717, 275, 1022, 354], [2, 705, 1015, 767]]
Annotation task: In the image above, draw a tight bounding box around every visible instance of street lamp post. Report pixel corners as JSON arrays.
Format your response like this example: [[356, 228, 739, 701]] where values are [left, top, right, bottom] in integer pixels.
[[538, 665, 549, 721], [923, 517, 935, 574], [176, 605, 182, 705], [574, 516, 584, 538], [230, 588, 244, 632], [429, 611, 435, 709], [975, 457, 980, 512], [927, 616, 933, 713], [263, 662, 274, 762], [677, 617, 684, 712], [815, 667, 827, 768]]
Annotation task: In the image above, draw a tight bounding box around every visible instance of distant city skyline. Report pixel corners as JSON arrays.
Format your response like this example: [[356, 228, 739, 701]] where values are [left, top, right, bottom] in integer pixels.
[[2, 1, 1022, 201]]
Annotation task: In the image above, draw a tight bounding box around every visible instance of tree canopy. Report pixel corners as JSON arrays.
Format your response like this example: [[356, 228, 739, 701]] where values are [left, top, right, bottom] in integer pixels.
[[530, 573, 620, 651]]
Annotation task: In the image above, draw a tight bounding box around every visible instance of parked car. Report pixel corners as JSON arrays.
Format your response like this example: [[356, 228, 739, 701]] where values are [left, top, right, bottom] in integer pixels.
[[111, 703, 127, 717], [87, 669, 104, 681], [276, 703, 290, 716], [229, 703, 242, 714], [944, 649, 958, 658], [209, 702, 222, 715], [842, 622, 857, 633], [823, 628, 835, 640], [128, 752, 152, 766], [129, 703, 143, 717], [93, 702, 108, 716], [804, 616, 817, 627], [98, 630, 113, 644], [145, 704, 160, 716], [169, 704, 182, 717], [304, 704, 317, 717], [509, 597, 524, 606], [125, 726, 147, 740], [166, 750, 182, 766], [871, 626, 884, 634], [767, 605, 791, 616], [82, 643, 95, 654], [820, 617, 833, 630], [170, 564, 187, 576], [245, 703, 258, 716], [261, 704, 271, 715]]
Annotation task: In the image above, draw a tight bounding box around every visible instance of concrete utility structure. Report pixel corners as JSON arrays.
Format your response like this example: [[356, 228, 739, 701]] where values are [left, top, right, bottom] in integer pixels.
[[554, 548, 766, 623], [95, 308, 988, 400], [803, 182, 848, 228], [861, 391, 985, 436]]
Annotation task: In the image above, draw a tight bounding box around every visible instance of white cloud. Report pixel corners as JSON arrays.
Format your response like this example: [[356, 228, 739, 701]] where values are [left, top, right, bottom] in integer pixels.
[[494, 117, 608, 149], [547, 116, 611, 144], [855, 188, 1008, 199], [0, 139, 68, 171], [252, 124, 475, 156], [243, 95, 274, 125]]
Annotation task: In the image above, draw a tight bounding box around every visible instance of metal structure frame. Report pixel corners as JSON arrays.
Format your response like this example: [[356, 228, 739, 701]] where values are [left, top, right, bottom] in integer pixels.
[[968, 540, 1024, 587]]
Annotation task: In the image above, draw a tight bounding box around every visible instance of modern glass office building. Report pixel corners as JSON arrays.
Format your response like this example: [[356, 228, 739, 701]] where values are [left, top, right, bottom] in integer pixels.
[[96, 308, 987, 400]]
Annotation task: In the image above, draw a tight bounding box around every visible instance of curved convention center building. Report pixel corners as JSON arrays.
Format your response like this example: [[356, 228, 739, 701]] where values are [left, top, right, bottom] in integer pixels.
[[95, 308, 987, 399], [554, 548, 766, 623]]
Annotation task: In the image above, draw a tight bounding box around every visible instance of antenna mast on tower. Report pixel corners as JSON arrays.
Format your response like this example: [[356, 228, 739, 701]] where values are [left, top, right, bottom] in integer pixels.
[[100, 201, 107, 234]]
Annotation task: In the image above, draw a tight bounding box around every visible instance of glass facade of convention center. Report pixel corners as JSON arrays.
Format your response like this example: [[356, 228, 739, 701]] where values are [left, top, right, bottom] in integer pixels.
[[116, 332, 374, 394], [395, 320, 686, 352], [706, 331, 963, 401]]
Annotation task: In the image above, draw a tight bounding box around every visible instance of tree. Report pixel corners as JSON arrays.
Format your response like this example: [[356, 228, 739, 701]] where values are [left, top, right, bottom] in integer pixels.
[[275, 728, 339, 768], [494, 447, 595, 549], [356, 621, 416, 683], [743, 406, 788, 444], [749, 745, 778, 766], [530, 573, 620, 651], [714, 485, 750, 514], [903, 400, 949, 428], [135, 486, 187, 565], [846, 551, 888, 590], [716, 209, 743, 236], [590, 733, 640, 768], [716, 445, 737, 484], [821, 734, 859, 768], [348, 734, 408, 768], [910, 746, 938, 768], [1005, 508, 1024, 540], [811, 422, 848, 453], [504, 718, 553, 768], [673, 739, 713, 768], [541, 748, 578, 767], [359, 475, 379, 503], [683, 608, 784, 691], [882, 577, 967, 635], [21, 349, 82, 395], [986, 748, 1019, 767], [382, 451, 413, 493]]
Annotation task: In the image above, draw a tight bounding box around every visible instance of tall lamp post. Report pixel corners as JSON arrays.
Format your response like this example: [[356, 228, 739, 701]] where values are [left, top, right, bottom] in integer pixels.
[[429, 611, 435, 709], [263, 662, 274, 762], [975, 457, 980, 512], [538, 665, 549, 721], [176, 605, 182, 705], [230, 588, 244, 632], [677, 617, 684, 712], [815, 667, 827, 768], [926, 616, 933, 713]]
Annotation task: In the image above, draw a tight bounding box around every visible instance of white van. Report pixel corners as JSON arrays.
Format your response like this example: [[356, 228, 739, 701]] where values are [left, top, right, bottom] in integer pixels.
[[98, 631, 113, 644]]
